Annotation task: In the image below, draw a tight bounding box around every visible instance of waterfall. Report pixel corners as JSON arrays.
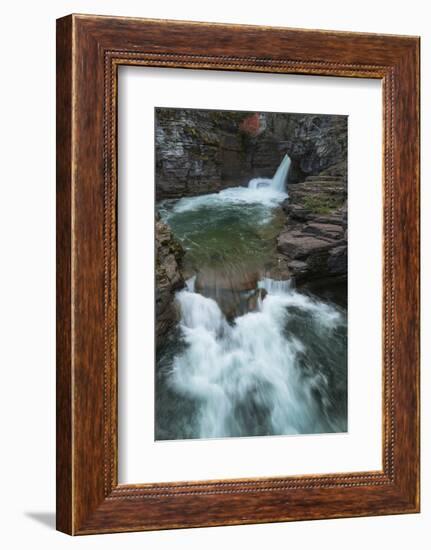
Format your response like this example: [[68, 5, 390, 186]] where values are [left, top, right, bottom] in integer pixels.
[[162, 154, 291, 220], [167, 279, 346, 439], [258, 277, 292, 295], [156, 151, 346, 441], [272, 154, 291, 192], [248, 154, 291, 194], [185, 275, 196, 292]]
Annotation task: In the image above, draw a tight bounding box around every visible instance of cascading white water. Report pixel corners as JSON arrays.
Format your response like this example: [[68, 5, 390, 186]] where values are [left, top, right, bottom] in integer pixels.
[[156, 152, 347, 441], [168, 280, 346, 439], [185, 275, 196, 293], [248, 154, 291, 194], [271, 154, 292, 192], [258, 277, 292, 295]]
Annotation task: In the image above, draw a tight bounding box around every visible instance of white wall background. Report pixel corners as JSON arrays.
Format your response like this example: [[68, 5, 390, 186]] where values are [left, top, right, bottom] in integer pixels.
[[0, 0, 427, 548]]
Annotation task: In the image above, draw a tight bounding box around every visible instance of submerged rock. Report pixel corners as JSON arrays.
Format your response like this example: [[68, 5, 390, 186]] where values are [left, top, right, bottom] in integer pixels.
[[247, 288, 268, 312], [195, 269, 258, 293], [194, 268, 260, 320]]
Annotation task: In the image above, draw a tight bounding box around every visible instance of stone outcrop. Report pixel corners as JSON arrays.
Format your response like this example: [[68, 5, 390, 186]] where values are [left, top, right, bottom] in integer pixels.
[[155, 108, 247, 198], [155, 213, 185, 342], [271, 115, 347, 183], [155, 108, 347, 199], [277, 173, 347, 285]]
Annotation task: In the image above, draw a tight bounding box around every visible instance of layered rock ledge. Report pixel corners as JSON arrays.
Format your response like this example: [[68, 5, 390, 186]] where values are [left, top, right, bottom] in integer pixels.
[[277, 167, 347, 286]]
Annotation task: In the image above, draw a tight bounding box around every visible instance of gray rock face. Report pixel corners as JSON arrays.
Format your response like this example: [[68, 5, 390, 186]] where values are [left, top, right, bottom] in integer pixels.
[[155, 108, 347, 199], [155, 108, 348, 289], [276, 115, 347, 183], [155, 108, 247, 199], [328, 245, 348, 275], [155, 214, 185, 343]]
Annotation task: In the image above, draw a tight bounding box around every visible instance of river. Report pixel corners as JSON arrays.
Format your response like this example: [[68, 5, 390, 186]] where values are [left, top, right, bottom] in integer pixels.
[[156, 156, 347, 440]]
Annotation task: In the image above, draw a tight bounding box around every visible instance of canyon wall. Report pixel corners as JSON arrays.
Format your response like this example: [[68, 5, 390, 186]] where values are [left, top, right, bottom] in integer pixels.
[[155, 108, 347, 198], [155, 108, 348, 321]]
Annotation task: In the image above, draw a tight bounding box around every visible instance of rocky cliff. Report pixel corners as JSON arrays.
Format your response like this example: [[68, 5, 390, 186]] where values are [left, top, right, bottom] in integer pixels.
[[155, 108, 347, 299], [155, 213, 185, 343], [155, 108, 246, 198], [277, 166, 347, 289], [155, 108, 347, 199]]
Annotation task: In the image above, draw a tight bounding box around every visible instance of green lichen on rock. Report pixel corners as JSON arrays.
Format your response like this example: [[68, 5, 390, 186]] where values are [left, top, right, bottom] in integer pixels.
[[277, 171, 347, 284], [300, 193, 345, 215]]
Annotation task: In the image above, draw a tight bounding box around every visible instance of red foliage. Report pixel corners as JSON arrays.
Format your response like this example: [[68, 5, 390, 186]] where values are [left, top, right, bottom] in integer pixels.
[[239, 113, 262, 137]]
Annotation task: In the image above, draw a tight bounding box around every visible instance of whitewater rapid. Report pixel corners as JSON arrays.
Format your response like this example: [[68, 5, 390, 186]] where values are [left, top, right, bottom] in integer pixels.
[[156, 153, 347, 440], [168, 279, 346, 439]]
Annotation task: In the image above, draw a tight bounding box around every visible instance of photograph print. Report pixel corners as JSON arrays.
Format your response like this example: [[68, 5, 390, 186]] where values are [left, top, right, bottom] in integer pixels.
[[154, 107, 348, 441]]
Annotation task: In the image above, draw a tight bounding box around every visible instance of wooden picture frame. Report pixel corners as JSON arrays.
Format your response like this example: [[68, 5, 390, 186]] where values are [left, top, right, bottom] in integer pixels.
[[56, 14, 420, 535]]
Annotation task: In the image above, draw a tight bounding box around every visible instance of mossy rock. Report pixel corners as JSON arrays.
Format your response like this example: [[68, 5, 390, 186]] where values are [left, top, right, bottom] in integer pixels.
[[300, 194, 344, 215]]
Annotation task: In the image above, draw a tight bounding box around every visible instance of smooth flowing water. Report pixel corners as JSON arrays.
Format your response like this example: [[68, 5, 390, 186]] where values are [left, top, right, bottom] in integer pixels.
[[156, 155, 347, 440]]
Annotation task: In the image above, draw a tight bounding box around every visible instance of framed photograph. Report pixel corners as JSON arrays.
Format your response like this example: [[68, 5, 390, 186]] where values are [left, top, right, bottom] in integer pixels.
[[56, 14, 420, 535]]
